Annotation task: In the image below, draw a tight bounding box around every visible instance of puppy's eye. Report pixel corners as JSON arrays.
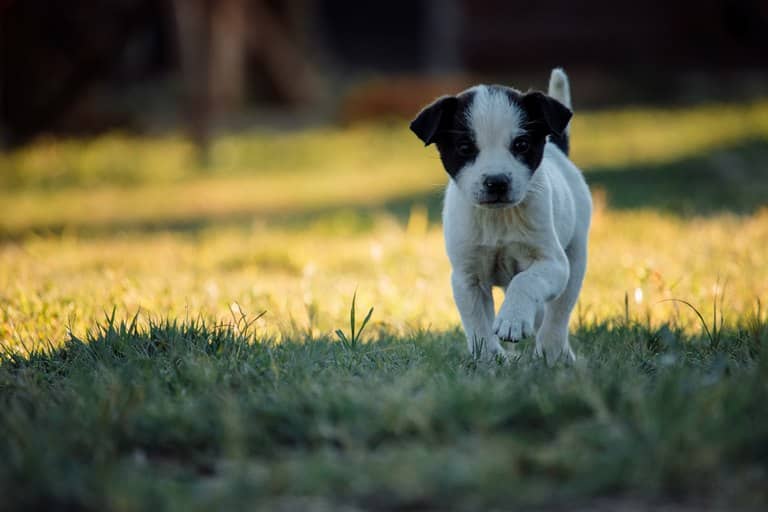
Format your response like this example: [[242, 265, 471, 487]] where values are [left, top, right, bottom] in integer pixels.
[[456, 139, 477, 157], [512, 136, 530, 154]]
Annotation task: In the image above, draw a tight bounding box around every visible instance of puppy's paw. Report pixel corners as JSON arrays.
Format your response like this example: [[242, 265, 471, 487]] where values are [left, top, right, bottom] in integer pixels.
[[469, 336, 510, 363], [535, 343, 576, 366], [493, 299, 537, 342], [487, 346, 511, 365], [535, 331, 577, 366]]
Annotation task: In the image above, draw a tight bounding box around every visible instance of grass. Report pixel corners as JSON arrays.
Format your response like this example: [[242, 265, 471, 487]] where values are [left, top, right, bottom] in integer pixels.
[[2, 99, 768, 510], [2, 316, 767, 510]]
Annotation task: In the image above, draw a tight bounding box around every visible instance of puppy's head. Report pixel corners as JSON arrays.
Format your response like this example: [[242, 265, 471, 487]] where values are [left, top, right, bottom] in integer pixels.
[[410, 85, 571, 208]]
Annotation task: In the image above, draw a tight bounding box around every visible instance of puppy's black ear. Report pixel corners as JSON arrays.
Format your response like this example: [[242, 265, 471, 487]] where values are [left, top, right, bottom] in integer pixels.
[[521, 91, 572, 136], [410, 96, 458, 146]]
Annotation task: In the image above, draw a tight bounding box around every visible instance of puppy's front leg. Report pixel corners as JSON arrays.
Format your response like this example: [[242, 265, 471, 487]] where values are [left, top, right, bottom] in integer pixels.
[[451, 272, 505, 359], [493, 250, 569, 344]]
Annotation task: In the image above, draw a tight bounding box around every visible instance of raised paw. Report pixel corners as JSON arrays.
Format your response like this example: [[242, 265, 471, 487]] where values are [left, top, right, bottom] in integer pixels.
[[493, 300, 536, 342]]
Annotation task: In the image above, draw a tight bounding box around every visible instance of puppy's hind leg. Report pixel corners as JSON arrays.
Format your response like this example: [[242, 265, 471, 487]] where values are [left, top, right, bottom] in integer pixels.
[[535, 239, 586, 365], [451, 272, 506, 361]]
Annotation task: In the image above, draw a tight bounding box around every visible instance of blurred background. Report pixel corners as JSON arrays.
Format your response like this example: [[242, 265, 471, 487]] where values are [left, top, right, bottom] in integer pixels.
[[2, 0, 768, 150]]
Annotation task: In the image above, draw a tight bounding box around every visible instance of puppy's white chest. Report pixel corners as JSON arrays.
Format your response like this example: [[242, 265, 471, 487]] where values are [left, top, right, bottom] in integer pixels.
[[474, 243, 535, 288]]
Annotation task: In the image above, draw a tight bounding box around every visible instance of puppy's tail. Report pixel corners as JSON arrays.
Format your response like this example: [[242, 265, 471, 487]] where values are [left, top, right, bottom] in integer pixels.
[[548, 68, 571, 110], [548, 67, 571, 155]]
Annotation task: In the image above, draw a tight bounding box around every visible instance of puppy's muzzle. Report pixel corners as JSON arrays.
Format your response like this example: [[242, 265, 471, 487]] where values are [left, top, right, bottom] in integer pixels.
[[483, 174, 510, 194], [480, 174, 512, 204]]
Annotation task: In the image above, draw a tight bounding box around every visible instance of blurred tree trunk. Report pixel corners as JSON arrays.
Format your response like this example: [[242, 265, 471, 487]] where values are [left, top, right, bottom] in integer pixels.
[[173, 0, 320, 165], [172, 0, 246, 166], [248, 0, 319, 105], [209, 0, 246, 112], [424, 0, 463, 75], [172, 0, 212, 165]]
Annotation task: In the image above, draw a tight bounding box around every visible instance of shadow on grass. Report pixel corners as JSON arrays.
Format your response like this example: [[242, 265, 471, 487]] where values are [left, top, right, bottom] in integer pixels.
[[587, 137, 768, 215], [2, 138, 768, 242]]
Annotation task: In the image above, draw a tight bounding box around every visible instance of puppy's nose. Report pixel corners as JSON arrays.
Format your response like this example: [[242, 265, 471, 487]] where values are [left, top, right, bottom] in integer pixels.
[[483, 174, 510, 195]]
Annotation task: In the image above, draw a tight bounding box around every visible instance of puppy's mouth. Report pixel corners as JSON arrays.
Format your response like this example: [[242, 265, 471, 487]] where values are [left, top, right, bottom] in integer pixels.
[[475, 193, 521, 208], [476, 198, 514, 208]]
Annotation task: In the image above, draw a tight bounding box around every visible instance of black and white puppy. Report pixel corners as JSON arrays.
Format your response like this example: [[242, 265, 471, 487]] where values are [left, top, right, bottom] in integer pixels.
[[410, 69, 591, 364]]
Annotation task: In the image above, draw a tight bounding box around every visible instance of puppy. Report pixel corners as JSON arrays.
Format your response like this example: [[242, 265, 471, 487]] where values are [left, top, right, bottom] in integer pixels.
[[410, 69, 591, 364]]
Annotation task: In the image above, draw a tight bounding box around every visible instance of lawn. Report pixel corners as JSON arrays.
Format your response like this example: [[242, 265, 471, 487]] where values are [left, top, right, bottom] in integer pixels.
[[1, 100, 768, 510]]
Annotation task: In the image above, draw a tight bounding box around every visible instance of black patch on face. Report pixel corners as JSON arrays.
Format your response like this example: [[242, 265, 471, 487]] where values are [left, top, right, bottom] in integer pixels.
[[495, 87, 572, 173], [410, 91, 477, 180], [518, 90, 572, 162], [513, 123, 548, 174], [479, 87, 542, 174]]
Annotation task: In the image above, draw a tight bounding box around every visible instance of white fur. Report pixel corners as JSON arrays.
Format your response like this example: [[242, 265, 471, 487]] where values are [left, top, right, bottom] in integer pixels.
[[548, 68, 572, 136], [444, 71, 591, 365], [548, 69, 572, 106], [454, 87, 531, 205]]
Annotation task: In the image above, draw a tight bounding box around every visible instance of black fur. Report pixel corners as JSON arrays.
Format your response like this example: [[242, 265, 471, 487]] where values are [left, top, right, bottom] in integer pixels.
[[410, 91, 477, 179], [502, 87, 572, 172], [520, 91, 571, 156], [549, 129, 570, 156], [409, 95, 457, 146]]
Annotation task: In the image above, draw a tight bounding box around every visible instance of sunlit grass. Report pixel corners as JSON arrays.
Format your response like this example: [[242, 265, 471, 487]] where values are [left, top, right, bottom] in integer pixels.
[[3, 205, 767, 352]]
